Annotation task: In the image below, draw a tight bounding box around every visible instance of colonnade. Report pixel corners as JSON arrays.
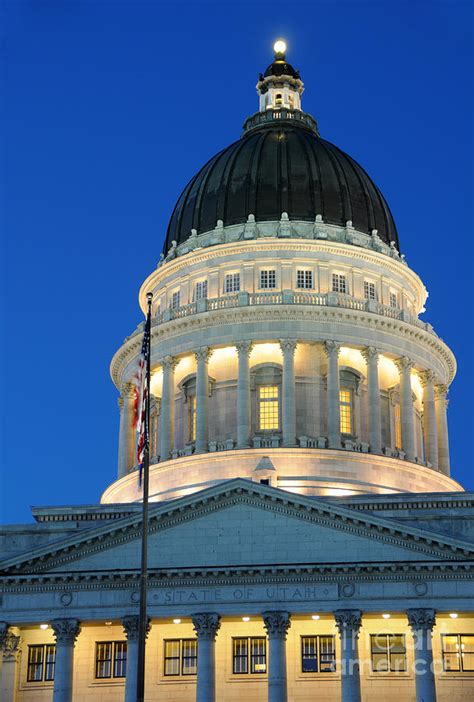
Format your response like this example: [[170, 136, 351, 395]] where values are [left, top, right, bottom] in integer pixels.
[[0, 608, 440, 702], [117, 341, 451, 478]]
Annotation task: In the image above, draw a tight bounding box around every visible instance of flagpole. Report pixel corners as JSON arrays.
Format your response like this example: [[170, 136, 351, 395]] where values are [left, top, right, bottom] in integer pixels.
[[136, 291, 153, 702]]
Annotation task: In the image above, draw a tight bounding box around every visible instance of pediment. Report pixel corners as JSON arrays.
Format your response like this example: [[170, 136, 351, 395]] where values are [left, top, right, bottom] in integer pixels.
[[2, 480, 473, 577]]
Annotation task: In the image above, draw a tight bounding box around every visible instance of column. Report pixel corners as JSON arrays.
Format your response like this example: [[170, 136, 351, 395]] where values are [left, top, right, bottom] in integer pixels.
[[435, 384, 451, 476], [395, 357, 416, 461], [324, 341, 341, 449], [160, 356, 177, 461], [236, 341, 253, 448], [192, 613, 221, 702], [280, 340, 297, 446], [407, 609, 437, 702], [195, 347, 212, 453], [334, 610, 362, 702], [362, 347, 382, 454], [419, 371, 438, 469], [0, 626, 21, 702], [51, 619, 81, 702], [262, 611, 291, 702], [122, 615, 150, 702], [117, 382, 136, 479]]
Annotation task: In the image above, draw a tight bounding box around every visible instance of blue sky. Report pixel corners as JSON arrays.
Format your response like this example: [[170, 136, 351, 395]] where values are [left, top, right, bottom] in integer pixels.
[[1, 1, 472, 523]]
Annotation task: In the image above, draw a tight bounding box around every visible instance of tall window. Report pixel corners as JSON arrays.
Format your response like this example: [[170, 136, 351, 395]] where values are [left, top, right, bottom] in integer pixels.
[[364, 280, 377, 300], [225, 272, 240, 293], [442, 635, 474, 672], [194, 280, 208, 300], [95, 642, 127, 679], [389, 291, 398, 308], [27, 644, 56, 683], [297, 270, 313, 289], [394, 403, 402, 449], [370, 634, 406, 673], [164, 639, 197, 676], [332, 273, 347, 293], [188, 395, 197, 441], [232, 638, 267, 674], [150, 413, 158, 456], [301, 636, 336, 673], [258, 386, 280, 431], [260, 269, 276, 289], [171, 290, 180, 310], [339, 388, 353, 434]]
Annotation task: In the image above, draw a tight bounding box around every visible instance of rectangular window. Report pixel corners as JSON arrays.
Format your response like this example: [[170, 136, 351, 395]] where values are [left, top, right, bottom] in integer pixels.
[[442, 635, 474, 672], [164, 639, 198, 676], [260, 269, 276, 289], [258, 385, 279, 431], [389, 291, 398, 308], [95, 641, 127, 679], [195, 280, 208, 300], [189, 395, 196, 442], [297, 270, 313, 289], [233, 637, 267, 675], [301, 635, 336, 673], [332, 273, 347, 293], [225, 273, 240, 293], [394, 404, 402, 450], [27, 644, 56, 683], [171, 290, 180, 310], [370, 634, 406, 673], [339, 388, 353, 435], [364, 280, 377, 300]]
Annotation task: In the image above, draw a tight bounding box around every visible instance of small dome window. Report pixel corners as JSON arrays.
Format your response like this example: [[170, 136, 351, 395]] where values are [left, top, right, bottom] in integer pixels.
[[275, 93, 283, 107]]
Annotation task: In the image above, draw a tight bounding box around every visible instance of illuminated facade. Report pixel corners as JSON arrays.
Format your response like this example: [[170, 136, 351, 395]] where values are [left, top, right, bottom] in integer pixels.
[[1, 42, 473, 702]]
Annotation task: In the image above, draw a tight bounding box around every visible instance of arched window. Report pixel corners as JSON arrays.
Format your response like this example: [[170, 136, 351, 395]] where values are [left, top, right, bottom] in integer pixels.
[[394, 403, 402, 450], [180, 376, 197, 444], [339, 369, 362, 438], [251, 364, 282, 434], [189, 395, 197, 442]]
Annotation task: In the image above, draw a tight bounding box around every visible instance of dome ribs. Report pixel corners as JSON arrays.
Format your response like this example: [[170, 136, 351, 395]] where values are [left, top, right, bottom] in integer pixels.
[[301, 130, 324, 218], [319, 139, 353, 226], [246, 130, 266, 219], [279, 130, 289, 216], [328, 143, 372, 235], [291, 129, 316, 219], [194, 146, 232, 235], [221, 134, 254, 227]]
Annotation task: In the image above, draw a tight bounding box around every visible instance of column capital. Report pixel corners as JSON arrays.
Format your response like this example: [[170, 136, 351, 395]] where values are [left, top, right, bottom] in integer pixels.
[[117, 396, 124, 411], [407, 608, 436, 632], [122, 615, 150, 642], [162, 355, 179, 371], [334, 609, 362, 638], [262, 611, 292, 639], [324, 340, 341, 357], [419, 369, 437, 388], [279, 339, 297, 356], [195, 346, 212, 364], [0, 621, 8, 648], [121, 382, 136, 399], [361, 346, 380, 363], [394, 356, 413, 373], [435, 383, 449, 399], [51, 619, 81, 645], [236, 340, 253, 357], [192, 613, 221, 641], [1, 629, 21, 661]]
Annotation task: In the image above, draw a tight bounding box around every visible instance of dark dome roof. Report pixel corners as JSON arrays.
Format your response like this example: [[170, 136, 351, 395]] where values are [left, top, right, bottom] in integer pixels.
[[263, 58, 300, 79], [164, 120, 399, 253]]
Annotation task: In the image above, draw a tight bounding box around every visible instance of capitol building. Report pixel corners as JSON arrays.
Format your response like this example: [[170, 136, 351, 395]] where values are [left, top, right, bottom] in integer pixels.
[[1, 42, 473, 702]]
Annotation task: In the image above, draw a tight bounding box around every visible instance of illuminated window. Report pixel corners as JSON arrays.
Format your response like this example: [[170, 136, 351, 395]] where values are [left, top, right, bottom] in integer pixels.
[[301, 636, 336, 673], [171, 291, 180, 310], [150, 413, 158, 456], [442, 635, 474, 672], [194, 280, 208, 300], [364, 280, 377, 300], [27, 645, 56, 682], [275, 93, 283, 107], [225, 273, 240, 293], [394, 404, 402, 449], [297, 270, 313, 289], [95, 641, 127, 679], [188, 395, 196, 442], [260, 269, 276, 289], [164, 639, 197, 676], [370, 634, 406, 673], [339, 388, 353, 434], [332, 273, 347, 293], [389, 291, 398, 308], [233, 638, 267, 674], [258, 386, 280, 431]]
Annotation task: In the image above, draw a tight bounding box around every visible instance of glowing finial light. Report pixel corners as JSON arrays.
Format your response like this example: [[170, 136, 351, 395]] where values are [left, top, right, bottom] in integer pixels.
[[273, 39, 287, 55]]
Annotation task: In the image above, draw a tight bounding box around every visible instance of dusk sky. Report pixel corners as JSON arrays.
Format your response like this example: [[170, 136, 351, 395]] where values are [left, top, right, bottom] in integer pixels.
[[2, 1, 472, 524]]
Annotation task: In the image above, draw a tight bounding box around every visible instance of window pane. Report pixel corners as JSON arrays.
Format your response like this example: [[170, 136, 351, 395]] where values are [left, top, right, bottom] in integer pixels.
[[96, 642, 112, 679], [44, 644, 56, 681], [233, 638, 248, 674], [319, 636, 336, 672], [340, 388, 352, 434], [225, 273, 240, 293], [259, 386, 279, 431], [443, 635, 459, 653], [164, 640, 181, 676], [260, 270, 276, 289], [182, 639, 197, 675], [461, 637, 474, 671], [301, 636, 317, 673], [113, 642, 127, 678], [372, 653, 389, 672], [27, 645, 44, 682], [251, 638, 266, 674], [444, 653, 461, 672]]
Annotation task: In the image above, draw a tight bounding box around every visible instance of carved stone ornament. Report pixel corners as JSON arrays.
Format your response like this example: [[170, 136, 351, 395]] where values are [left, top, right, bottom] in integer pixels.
[[192, 613, 221, 640], [323, 340, 341, 357], [361, 346, 380, 364], [407, 608, 436, 632], [262, 611, 292, 639], [418, 369, 436, 388], [394, 356, 413, 373], [279, 339, 297, 356], [122, 615, 150, 642], [51, 619, 81, 645], [161, 356, 179, 372], [0, 622, 8, 648], [2, 631, 21, 660], [334, 609, 362, 638], [195, 346, 212, 364], [435, 384, 449, 400], [236, 340, 253, 358], [121, 382, 136, 401]]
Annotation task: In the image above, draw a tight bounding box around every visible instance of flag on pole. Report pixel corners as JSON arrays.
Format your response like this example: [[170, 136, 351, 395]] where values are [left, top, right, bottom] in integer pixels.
[[135, 307, 152, 485]]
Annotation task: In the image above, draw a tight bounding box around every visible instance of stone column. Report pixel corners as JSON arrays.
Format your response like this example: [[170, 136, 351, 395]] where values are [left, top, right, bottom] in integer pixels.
[[395, 357, 416, 461], [262, 611, 291, 702], [236, 341, 253, 448], [324, 341, 341, 449], [192, 613, 221, 702], [160, 356, 177, 461], [407, 609, 437, 702], [362, 347, 382, 453], [117, 382, 136, 479], [0, 626, 21, 702], [195, 347, 212, 453], [419, 371, 438, 469], [51, 619, 81, 702], [122, 615, 150, 702], [334, 610, 362, 702], [280, 340, 297, 446], [435, 384, 451, 476]]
